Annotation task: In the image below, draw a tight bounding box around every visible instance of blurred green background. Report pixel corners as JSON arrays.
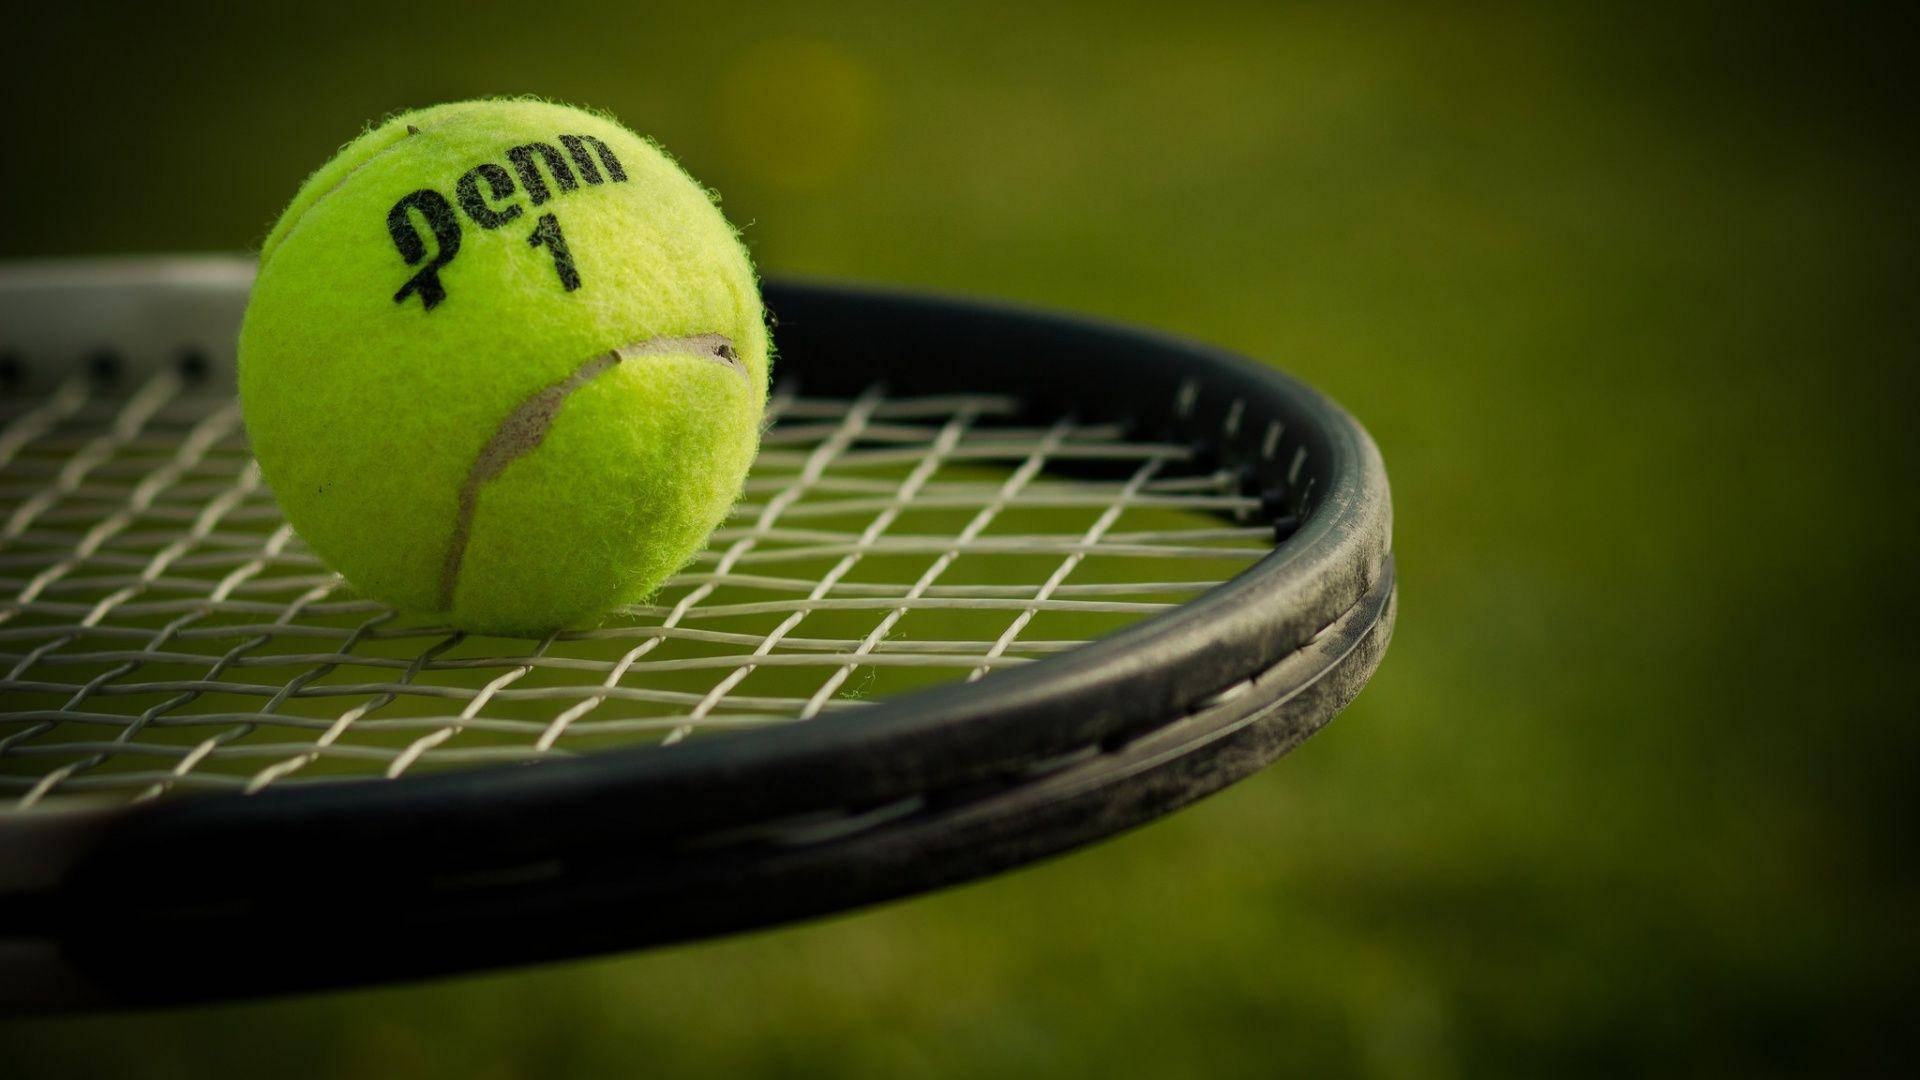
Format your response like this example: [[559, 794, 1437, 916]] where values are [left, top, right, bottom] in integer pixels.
[[4, 1, 1914, 1076]]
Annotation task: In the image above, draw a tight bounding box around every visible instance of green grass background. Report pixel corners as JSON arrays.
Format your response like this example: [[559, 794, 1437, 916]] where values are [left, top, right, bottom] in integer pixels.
[[4, 2, 1915, 1075]]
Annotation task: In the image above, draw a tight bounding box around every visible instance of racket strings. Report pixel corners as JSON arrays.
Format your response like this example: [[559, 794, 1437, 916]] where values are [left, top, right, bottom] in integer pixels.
[[1, 367, 1274, 808]]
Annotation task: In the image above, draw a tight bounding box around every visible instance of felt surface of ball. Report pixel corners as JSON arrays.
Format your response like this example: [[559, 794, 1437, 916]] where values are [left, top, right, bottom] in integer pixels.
[[239, 99, 768, 634]]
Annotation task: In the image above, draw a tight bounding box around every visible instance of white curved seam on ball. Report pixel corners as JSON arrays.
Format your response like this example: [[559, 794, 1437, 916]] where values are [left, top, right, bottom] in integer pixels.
[[260, 116, 451, 269], [436, 332, 745, 615]]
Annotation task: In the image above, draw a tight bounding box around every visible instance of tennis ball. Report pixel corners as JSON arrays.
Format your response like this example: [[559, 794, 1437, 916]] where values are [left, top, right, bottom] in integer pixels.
[[239, 99, 768, 634]]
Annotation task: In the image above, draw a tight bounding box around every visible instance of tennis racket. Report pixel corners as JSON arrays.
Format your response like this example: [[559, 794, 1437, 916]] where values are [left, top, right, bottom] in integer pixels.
[[0, 257, 1394, 1008]]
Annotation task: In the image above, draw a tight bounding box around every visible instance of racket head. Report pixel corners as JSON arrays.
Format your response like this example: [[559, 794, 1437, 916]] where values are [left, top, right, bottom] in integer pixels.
[[0, 259, 1393, 1007]]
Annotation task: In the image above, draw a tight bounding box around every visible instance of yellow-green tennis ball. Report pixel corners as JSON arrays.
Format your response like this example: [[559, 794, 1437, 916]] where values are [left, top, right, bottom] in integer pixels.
[[239, 99, 768, 634]]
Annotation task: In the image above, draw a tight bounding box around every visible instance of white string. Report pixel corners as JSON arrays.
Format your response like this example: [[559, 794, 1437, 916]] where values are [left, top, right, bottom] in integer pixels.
[[0, 378, 1272, 807]]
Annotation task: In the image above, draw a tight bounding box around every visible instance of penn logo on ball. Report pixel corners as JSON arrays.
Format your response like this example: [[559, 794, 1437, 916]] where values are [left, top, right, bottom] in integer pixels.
[[386, 129, 628, 309], [240, 98, 769, 634]]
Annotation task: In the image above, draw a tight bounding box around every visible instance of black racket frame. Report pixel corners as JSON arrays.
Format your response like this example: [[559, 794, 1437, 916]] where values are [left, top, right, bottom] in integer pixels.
[[0, 273, 1395, 1005]]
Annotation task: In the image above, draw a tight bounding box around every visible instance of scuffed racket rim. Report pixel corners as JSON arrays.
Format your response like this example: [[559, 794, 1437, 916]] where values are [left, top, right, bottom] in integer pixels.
[[0, 260, 1394, 1006]]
